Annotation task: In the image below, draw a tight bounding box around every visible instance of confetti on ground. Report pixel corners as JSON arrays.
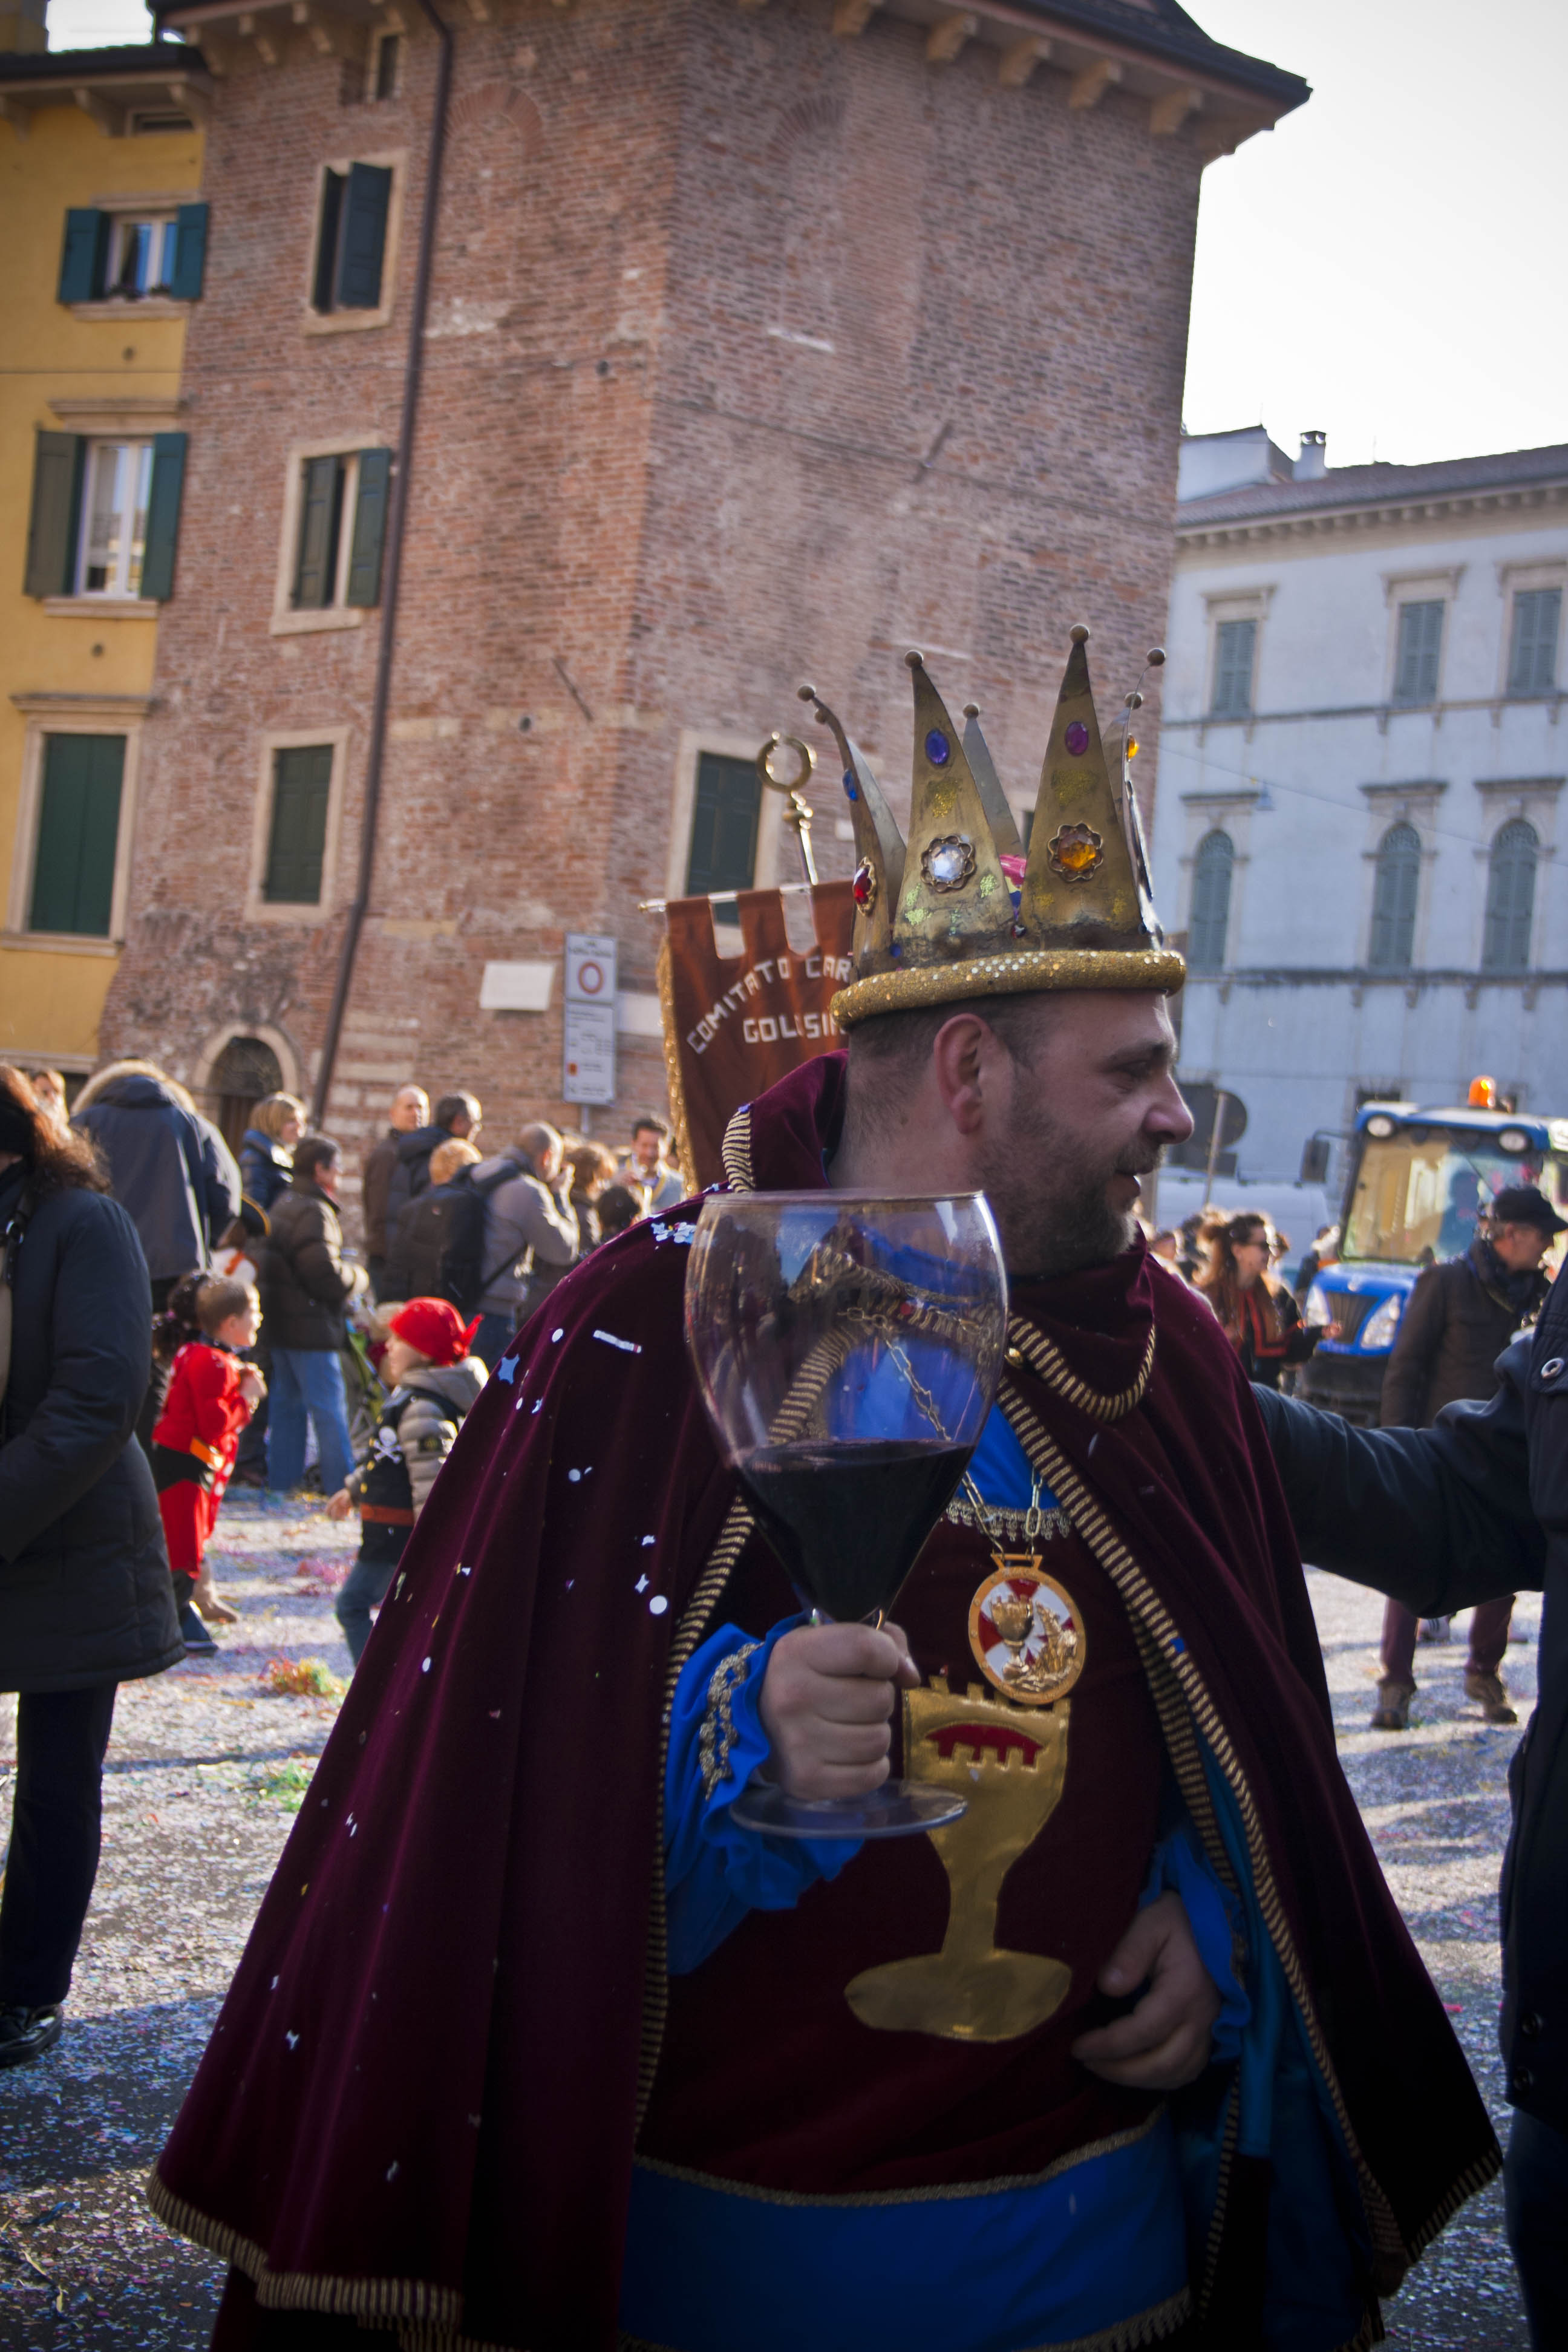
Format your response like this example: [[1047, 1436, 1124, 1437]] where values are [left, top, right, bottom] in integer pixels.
[[264, 1656, 344, 1699], [0, 1489, 356, 2347], [0, 1504, 1536, 2344]]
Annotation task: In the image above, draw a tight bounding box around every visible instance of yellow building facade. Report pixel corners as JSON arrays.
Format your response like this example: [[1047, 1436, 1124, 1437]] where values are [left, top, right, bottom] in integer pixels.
[[0, 39, 209, 1079]]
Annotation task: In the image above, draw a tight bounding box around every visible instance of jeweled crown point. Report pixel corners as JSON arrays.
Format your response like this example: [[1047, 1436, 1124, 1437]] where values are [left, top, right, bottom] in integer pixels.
[[1069, 623, 1089, 644], [962, 702, 980, 718], [904, 650, 925, 672], [797, 683, 817, 704]]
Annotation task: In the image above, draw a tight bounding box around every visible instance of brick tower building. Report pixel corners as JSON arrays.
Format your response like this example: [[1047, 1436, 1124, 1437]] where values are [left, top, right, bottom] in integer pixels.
[[99, 0, 1304, 1197]]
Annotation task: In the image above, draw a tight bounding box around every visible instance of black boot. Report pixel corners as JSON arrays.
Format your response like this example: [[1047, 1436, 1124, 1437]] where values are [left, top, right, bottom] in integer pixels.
[[0, 2004, 63, 2068]]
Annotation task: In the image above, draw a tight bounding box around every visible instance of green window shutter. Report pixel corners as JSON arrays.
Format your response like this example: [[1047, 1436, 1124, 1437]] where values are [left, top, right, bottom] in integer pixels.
[[1509, 589, 1561, 695], [264, 745, 334, 904], [293, 455, 345, 609], [335, 163, 391, 309], [1210, 619, 1255, 717], [170, 202, 209, 301], [1483, 821, 1538, 973], [1368, 823, 1420, 969], [1187, 831, 1233, 970], [1394, 600, 1443, 702], [23, 431, 83, 598], [140, 432, 188, 602], [58, 208, 108, 304], [313, 170, 345, 312], [29, 734, 125, 936], [344, 447, 392, 607], [686, 753, 761, 897]]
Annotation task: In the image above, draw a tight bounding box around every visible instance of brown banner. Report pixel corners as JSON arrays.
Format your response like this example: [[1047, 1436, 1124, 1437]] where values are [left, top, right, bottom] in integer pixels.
[[659, 882, 855, 1189]]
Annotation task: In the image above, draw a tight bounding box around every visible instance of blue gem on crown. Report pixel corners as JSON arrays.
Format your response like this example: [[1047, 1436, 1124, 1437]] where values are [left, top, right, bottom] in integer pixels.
[[925, 728, 951, 767], [843, 769, 859, 802]]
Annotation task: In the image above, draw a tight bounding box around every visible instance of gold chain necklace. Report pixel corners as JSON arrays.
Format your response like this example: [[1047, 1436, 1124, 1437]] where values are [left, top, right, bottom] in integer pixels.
[[1004, 1315, 1156, 1424]]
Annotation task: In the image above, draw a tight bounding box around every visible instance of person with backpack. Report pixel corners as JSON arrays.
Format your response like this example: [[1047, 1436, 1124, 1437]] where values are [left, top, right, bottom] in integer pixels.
[[382, 1138, 482, 1303], [324, 1299, 486, 1667], [380, 1091, 483, 1248], [467, 1122, 580, 1368]]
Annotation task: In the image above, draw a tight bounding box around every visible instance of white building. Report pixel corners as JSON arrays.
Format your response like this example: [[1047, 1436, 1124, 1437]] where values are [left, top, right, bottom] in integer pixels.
[[1152, 431, 1568, 1185]]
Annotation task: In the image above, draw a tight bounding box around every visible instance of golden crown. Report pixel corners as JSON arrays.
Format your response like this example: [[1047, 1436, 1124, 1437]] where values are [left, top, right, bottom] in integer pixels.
[[801, 628, 1184, 1028]]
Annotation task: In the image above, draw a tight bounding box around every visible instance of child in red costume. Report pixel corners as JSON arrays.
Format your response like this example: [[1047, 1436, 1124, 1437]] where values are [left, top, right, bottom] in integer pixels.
[[150, 1275, 264, 1655]]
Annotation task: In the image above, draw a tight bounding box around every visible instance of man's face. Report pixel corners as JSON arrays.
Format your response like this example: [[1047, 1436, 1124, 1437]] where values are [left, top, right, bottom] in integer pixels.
[[316, 1155, 341, 1198], [391, 1088, 428, 1134], [632, 1128, 662, 1172], [1490, 1220, 1551, 1273], [970, 993, 1195, 1278]]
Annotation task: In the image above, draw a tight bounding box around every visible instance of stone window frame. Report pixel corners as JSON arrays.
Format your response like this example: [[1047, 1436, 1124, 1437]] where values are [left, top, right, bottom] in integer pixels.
[[246, 725, 351, 927], [1469, 777, 1563, 972], [4, 691, 150, 954], [42, 395, 186, 617], [1382, 567, 1463, 708], [367, 26, 402, 102], [1175, 787, 1259, 967], [1200, 586, 1273, 735], [664, 727, 790, 906], [270, 433, 380, 636], [1357, 781, 1445, 970], [1495, 558, 1567, 701], [301, 148, 407, 338], [67, 189, 196, 323]]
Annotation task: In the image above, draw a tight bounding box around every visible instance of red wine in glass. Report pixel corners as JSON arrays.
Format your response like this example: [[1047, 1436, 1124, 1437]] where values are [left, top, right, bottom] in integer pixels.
[[685, 1192, 1008, 1840]]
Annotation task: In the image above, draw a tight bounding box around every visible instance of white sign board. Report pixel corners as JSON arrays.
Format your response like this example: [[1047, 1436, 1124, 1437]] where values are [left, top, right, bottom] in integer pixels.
[[565, 932, 618, 1005], [564, 933, 618, 1104], [479, 960, 555, 1012], [563, 1002, 617, 1107]]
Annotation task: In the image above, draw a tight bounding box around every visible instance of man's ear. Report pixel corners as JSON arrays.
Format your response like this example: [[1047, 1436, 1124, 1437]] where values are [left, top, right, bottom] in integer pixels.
[[930, 1013, 1000, 1139]]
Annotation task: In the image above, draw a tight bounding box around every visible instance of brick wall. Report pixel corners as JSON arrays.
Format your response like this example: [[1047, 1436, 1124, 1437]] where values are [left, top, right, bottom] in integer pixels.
[[102, 0, 1203, 1208]]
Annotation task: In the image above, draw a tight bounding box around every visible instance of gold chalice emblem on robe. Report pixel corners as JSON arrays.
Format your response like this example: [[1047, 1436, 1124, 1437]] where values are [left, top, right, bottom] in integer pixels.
[[845, 1664, 1074, 2045]]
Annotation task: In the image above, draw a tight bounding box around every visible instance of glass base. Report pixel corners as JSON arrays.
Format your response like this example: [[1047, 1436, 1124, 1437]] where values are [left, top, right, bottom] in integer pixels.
[[729, 1777, 967, 1841]]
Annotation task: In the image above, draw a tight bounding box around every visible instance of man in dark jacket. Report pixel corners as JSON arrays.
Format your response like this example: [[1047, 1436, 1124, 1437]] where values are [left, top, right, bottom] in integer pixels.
[[361, 1085, 429, 1301], [260, 1135, 368, 1497], [1252, 1280, 1567, 2344], [1373, 1185, 1563, 1730], [72, 1062, 241, 1306], [381, 1092, 482, 1247], [0, 1069, 183, 2068]]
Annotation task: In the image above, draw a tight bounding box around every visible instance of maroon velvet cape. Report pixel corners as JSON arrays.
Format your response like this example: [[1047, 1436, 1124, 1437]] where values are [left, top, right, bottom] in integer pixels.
[[157, 1053, 1497, 2351]]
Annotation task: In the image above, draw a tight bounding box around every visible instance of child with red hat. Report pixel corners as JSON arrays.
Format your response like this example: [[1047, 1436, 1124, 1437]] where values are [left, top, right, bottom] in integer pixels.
[[325, 1298, 487, 1666]]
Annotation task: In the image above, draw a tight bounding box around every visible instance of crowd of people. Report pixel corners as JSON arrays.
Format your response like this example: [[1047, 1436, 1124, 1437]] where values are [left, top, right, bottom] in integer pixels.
[[4, 1031, 1568, 2343], [0, 1057, 689, 2071]]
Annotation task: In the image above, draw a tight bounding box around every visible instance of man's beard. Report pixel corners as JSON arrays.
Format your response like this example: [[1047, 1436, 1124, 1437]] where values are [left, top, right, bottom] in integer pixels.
[[975, 1103, 1162, 1279]]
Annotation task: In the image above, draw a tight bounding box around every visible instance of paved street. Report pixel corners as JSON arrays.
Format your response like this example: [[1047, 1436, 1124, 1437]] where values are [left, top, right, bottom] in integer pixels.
[[0, 1503, 1538, 2348]]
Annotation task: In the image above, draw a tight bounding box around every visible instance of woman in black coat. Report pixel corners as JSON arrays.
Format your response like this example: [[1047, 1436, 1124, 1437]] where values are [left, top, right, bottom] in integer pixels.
[[0, 1067, 183, 2068]]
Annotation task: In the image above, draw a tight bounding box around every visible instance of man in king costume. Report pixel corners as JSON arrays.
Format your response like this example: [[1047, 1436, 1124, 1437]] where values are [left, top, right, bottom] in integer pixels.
[[154, 632, 1497, 2352]]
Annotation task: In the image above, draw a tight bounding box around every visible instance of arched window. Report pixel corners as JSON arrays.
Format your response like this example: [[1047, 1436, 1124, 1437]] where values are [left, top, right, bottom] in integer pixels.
[[1188, 831, 1234, 971], [209, 1034, 284, 1158], [1368, 823, 1420, 969], [1484, 820, 1539, 973]]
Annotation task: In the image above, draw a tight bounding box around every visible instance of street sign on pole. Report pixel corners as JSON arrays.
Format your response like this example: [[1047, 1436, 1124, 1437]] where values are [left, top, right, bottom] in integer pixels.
[[563, 931, 618, 1109]]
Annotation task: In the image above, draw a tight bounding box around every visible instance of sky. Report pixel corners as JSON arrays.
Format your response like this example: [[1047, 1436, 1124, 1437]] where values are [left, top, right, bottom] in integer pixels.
[[49, 0, 1568, 473]]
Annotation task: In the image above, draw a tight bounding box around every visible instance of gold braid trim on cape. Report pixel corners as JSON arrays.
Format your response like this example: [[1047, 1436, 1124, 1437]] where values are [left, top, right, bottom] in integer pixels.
[[998, 1362, 1503, 2296]]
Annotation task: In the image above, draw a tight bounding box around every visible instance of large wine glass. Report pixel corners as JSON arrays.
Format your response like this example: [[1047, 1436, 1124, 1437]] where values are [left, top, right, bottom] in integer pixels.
[[684, 1192, 1008, 1838]]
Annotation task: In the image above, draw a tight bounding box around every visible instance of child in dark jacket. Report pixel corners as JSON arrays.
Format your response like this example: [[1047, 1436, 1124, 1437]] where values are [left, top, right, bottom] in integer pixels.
[[149, 1275, 264, 1653], [326, 1298, 487, 1666]]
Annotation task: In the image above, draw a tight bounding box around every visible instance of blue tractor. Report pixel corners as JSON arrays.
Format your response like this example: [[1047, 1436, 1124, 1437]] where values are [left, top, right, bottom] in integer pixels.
[[1296, 1086, 1568, 1427]]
